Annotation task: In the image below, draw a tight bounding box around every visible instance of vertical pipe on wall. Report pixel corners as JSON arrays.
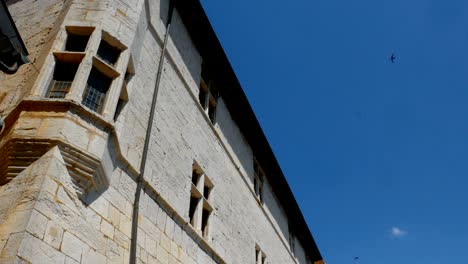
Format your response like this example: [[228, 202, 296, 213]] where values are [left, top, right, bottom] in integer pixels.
[[129, 1, 175, 263]]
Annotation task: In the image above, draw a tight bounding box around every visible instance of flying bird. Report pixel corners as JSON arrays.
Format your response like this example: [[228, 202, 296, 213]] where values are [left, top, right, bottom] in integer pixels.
[[353, 256, 360, 262], [390, 53, 396, 63]]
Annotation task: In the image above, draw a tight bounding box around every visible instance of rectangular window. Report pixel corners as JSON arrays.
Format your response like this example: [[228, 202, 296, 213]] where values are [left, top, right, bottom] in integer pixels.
[[289, 227, 296, 256], [82, 68, 112, 113], [201, 207, 211, 237], [256, 245, 267, 264], [47, 61, 79, 98], [199, 78, 209, 110], [192, 169, 201, 185], [203, 185, 211, 199], [253, 159, 265, 203], [65, 26, 94, 52], [208, 98, 217, 124], [189, 195, 200, 226], [198, 68, 218, 124], [97, 40, 121, 66], [46, 26, 92, 99], [189, 162, 214, 241]]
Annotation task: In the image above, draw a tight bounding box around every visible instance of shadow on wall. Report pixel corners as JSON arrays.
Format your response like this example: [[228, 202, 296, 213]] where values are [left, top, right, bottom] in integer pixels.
[[160, 0, 201, 88]]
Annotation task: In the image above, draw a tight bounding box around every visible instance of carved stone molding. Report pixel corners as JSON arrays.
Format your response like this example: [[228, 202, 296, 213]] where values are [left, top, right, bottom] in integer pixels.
[[0, 138, 107, 197]]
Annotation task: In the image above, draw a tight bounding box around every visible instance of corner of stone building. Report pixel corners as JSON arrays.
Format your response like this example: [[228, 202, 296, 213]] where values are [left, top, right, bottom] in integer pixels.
[[0, 145, 111, 263], [0, 146, 65, 262]]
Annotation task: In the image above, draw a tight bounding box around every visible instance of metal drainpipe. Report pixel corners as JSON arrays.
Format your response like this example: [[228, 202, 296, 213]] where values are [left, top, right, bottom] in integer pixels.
[[129, 1, 175, 263]]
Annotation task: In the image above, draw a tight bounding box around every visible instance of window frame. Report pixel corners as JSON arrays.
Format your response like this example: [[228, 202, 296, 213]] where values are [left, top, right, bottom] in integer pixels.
[[81, 67, 113, 113], [64, 26, 94, 52], [289, 225, 296, 257], [253, 158, 265, 203], [46, 59, 81, 99], [198, 73, 218, 125], [45, 26, 93, 99], [189, 162, 214, 241], [256, 245, 267, 264]]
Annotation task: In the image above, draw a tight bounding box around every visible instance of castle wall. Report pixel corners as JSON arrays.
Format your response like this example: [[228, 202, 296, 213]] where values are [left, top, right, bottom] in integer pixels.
[[0, 0, 71, 116], [0, 0, 316, 263]]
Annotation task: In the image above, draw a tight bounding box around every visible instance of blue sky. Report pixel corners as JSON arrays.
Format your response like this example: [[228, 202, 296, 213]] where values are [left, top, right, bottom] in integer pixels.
[[200, 0, 468, 263]]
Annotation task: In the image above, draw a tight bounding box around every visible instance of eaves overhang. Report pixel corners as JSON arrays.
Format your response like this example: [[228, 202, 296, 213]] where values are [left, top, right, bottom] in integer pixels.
[[0, 0, 29, 74], [174, 0, 323, 261]]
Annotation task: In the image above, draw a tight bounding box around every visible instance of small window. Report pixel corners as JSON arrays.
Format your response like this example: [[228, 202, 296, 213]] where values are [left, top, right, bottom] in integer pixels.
[[97, 40, 121, 66], [208, 98, 217, 124], [47, 61, 79, 98], [192, 170, 201, 185], [199, 78, 208, 110], [65, 26, 94, 52], [189, 162, 214, 240], [203, 185, 211, 199], [253, 159, 265, 203], [289, 227, 296, 256], [189, 195, 200, 226], [203, 176, 213, 201], [256, 245, 267, 264], [198, 67, 218, 124], [201, 207, 211, 237], [82, 68, 112, 113]]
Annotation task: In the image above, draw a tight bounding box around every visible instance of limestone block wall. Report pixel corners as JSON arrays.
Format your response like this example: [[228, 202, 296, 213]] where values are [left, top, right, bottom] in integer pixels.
[[0, 0, 319, 263], [0, 0, 71, 116]]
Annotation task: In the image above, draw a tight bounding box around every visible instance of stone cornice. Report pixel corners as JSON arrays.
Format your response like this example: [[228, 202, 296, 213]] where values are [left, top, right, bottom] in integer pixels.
[[2, 98, 114, 136]]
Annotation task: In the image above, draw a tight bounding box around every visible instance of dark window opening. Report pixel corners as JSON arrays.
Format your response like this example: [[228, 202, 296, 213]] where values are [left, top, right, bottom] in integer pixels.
[[254, 176, 258, 192], [208, 100, 216, 124], [199, 84, 208, 110], [258, 184, 263, 202], [192, 170, 201, 185], [199, 66, 218, 123], [65, 34, 90, 52], [97, 40, 120, 66], [188, 196, 199, 226], [289, 229, 296, 255], [199, 77, 209, 110], [201, 208, 210, 237], [253, 159, 265, 203], [203, 185, 211, 199], [256, 246, 267, 264], [47, 61, 79, 98], [82, 68, 112, 113], [189, 163, 214, 240]]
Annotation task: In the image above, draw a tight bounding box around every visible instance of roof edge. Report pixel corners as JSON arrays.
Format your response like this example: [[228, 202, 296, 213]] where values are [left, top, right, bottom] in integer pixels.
[[174, 0, 323, 261]]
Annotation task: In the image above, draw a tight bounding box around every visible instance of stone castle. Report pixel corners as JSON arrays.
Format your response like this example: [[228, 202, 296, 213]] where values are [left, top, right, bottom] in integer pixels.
[[0, 0, 325, 263]]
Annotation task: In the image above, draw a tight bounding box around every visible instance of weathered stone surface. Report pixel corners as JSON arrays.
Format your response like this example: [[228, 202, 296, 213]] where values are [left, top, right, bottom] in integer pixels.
[[18, 232, 66, 264], [82, 247, 106, 263], [26, 210, 48, 240], [101, 219, 115, 239], [0, 0, 322, 263], [61, 231, 89, 262], [44, 220, 64, 249]]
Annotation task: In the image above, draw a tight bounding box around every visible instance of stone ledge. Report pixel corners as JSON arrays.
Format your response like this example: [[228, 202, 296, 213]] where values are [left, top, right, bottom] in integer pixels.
[[0, 138, 107, 196], [2, 98, 114, 136]]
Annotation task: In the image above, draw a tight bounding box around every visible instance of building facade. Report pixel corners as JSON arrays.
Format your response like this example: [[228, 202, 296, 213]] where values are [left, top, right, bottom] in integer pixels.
[[0, 0, 324, 263]]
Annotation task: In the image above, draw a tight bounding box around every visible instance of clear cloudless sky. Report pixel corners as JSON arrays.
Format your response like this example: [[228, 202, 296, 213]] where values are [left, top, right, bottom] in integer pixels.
[[200, 0, 468, 263]]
